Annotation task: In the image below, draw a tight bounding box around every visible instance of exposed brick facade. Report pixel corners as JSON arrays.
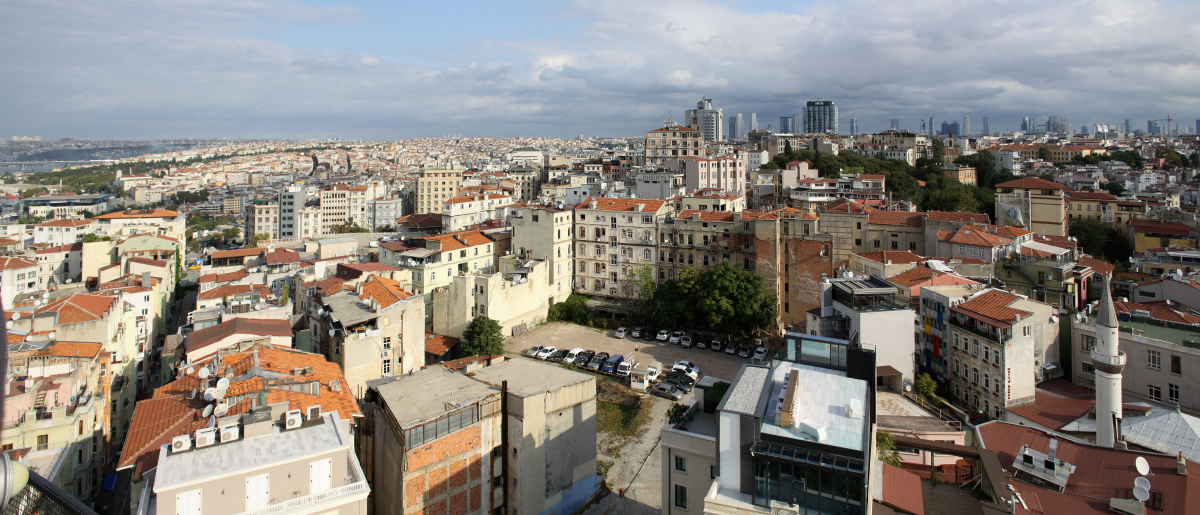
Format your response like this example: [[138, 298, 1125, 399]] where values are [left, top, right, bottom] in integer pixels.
[[401, 422, 492, 515]]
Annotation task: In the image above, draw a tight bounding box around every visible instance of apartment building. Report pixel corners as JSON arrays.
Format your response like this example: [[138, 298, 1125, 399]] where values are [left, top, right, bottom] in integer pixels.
[[33, 218, 94, 246], [1065, 190, 1118, 223], [34, 243, 83, 289], [3, 340, 111, 503], [416, 166, 464, 214], [0, 256, 40, 309], [119, 343, 364, 515], [362, 359, 598, 515], [941, 163, 977, 186], [1134, 247, 1200, 276], [1128, 220, 1198, 253], [383, 230, 496, 296], [665, 156, 746, 196], [944, 289, 1060, 419], [368, 196, 405, 230], [432, 256, 560, 339], [319, 185, 352, 233], [806, 275, 917, 387], [645, 119, 704, 166], [572, 197, 670, 299], [441, 194, 514, 232], [750, 209, 834, 329], [994, 177, 1068, 236], [243, 202, 280, 241], [701, 334, 877, 514], [932, 224, 1031, 264], [509, 204, 574, 298], [91, 209, 187, 242], [913, 282, 987, 380]]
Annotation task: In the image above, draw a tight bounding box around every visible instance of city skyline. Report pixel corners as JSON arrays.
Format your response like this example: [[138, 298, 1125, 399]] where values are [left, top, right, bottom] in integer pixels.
[[2, 0, 1198, 140]]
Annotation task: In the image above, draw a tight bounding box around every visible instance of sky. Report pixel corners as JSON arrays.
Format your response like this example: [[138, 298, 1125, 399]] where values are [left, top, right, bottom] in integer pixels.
[[2, 0, 1199, 141]]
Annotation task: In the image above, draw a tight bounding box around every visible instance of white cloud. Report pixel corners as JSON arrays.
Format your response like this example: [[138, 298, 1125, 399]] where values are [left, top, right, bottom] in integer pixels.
[[1, 0, 1198, 139]]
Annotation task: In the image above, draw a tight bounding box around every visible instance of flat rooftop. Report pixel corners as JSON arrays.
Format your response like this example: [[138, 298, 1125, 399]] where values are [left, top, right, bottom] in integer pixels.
[[154, 414, 350, 492], [372, 366, 498, 426], [761, 362, 869, 452], [469, 357, 593, 397], [717, 365, 770, 416]]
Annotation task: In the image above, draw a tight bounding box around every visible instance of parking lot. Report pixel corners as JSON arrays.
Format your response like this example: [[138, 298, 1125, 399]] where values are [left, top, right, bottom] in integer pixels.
[[506, 322, 754, 383]]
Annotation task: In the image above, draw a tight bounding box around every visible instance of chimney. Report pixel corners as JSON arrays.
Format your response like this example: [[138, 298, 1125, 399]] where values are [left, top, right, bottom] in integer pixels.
[[1047, 438, 1058, 461], [1180, 451, 1188, 476], [691, 212, 701, 221]]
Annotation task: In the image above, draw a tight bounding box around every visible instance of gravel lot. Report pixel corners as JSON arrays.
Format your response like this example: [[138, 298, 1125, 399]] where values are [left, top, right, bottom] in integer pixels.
[[507, 322, 753, 383]]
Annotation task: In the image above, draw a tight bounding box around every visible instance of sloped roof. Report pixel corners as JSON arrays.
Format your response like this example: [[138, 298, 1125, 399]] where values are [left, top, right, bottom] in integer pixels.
[[853, 251, 926, 266], [1129, 220, 1194, 236], [211, 247, 265, 260], [926, 211, 990, 224], [185, 318, 293, 355], [198, 269, 249, 284], [94, 209, 178, 219], [995, 177, 1065, 190], [880, 464, 925, 515], [263, 248, 300, 265], [1123, 409, 1200, 464], [38, 218, 93, 227], [359, 275, 413, 309], [574, 197, 667, 213], [196, 283, 268, 301], [868, 211, 925, 227], [951, 289, 1032, 327], [948, 225, 1012, 247], [0, 257, 37, 270], [822, 198, 874, 214], [35, 293, 117, 324]]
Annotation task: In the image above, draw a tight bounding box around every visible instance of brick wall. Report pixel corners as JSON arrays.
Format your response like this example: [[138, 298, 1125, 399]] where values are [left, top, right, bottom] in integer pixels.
[[402, 423, 490, 515]]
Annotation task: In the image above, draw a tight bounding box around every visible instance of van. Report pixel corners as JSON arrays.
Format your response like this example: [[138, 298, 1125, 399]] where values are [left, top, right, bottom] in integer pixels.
[[601, 354, 624, 374], [616, 360, 634, 377], [645, 361, 663, 382], [563, 347, 584, 363]]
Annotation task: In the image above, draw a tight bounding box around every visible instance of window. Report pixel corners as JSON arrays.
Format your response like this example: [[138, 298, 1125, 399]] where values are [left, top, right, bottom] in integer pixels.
[[36, 435, 48, 451], [953, 334, 960, 349], [1169, 383, 1180, 403], [983, 373, 990, 389], [972, 339, 979, 356], [994, 349, 1001, 364], [674, 485, 688, 509], [1082, 362, 1095, 375], [954, 359, 960, 376], [383, 337, 391, 349], [983, 345, 990, 362], [1022, 326, 1031, 337], [1172, 355, 1182, 375], [910, 242, 917, 250], [1081, 335, 1095, 351], [873, 240, 880, 248], [1148, 385, 1162, 401], [854, 238, 862, 246], [972, 368, 979, 384], [382, 360, 392, 375], [994, 377, 1003, 393], [1148, 350, 1161, 370], [675, 456, 687, 472]]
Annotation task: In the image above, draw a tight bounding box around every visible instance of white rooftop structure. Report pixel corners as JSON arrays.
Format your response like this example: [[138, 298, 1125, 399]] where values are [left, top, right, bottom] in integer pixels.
[[760, 362, 869, 452], [1121, 408, 1200, 463]]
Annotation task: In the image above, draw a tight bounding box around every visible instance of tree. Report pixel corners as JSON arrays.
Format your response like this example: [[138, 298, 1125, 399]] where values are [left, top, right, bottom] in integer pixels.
[[221, 227, 240, 241], [913, 372, 938, 399], [930, 139, 945, 164], [20, 187, 49, 198], [1069, 216, 1133, 265], [280, 284, 290, 306], [923, 183, 980, 213], [876, 430, 903, 467], [462, 316, 504, 356], [630, 264, 657, 311], [1104, 181, 1125, 196], [1037, 147, 1052, 161]]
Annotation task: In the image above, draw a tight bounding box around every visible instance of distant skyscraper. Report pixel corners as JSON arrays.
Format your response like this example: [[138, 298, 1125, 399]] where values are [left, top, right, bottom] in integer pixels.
[[736, 113, 744, 138], [685, 96, 723, 142], [982, 117, 989, 136], [929, 117, 934, 136], [851, 118, 859, 136], [1125, 119, 1133, 134], [791, 115, 799, 135], [1062, 116, 1071, 135], [803, 99, 838, 134], [920, 119, 926, 134], [779, 116, 794, 134], [890, 119, 900, 130], [728, 115, 740, 142], [963, 114, 970, 137], [1148, 121, 1162, 135], [940, 121, 960, 137], [750, 113, 758, 131]]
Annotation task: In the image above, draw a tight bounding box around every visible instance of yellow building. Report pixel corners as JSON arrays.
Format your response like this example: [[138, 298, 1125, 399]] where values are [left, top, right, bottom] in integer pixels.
[[988, 144, 1108, 164], [1065, 190, 1118, 223], [1129, 220, 1198, 253], [995, 177, 1068, 237], [941, 163, 977, 187]]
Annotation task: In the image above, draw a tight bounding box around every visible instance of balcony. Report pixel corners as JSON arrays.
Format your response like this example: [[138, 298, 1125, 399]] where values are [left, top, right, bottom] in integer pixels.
[[1089, 349, 1126, 374], [948, 317, 1008, 343], [235, 481, 368, 515]]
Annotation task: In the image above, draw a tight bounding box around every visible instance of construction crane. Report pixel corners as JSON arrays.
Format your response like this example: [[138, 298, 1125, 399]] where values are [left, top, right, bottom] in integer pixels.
[[1148, 116, 1173, 135]]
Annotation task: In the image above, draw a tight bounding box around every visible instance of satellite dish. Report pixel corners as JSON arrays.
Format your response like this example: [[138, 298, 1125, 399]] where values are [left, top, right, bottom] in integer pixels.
[[213, 387, 226, 400], [65, 279, 72, 284], [1135, 476, 1151, 490], [4, 321, 10, 330], [216, 377, 230, 390], [214, 404, 229, 417], [11, 312, 19, 320], [1136, 456, 1151, 476], [48, 331, 56, 340], [198, 367, 210, 379], [201, 404, 213, 418], [42, 292, 48, 300], [203, 388, 215, 402], [255, 303, 264, 310], [329, 329, 336, 337], [1134, 486, 1150, 502], [186, 366, 196, 375]]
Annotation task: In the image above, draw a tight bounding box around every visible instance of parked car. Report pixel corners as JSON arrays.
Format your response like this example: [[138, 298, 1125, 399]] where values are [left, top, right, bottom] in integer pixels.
[[672, 362, 700, 381], [536, 346, 557, 360], [587, 352, 610, 370], [673, 360, 697, 371], [649, 383, 685, 401], [564, 347, 585, 363], [736, 344, 752, 358], [669, 331, 684, 344], [645, 361, 663, 382], [630, 327, 643, 338], [616, 360, 634, 377], [753, 346, 769, 360], [601, 354, 624, 374], [650, 383, 685, 401], [548, 349, 568, 361], [662, 372, 695, 392], [575, 350, 596, 367], [656, 329, 671, 341], [525, 345, 544, 357], [695, 338, 707, 349], [725, 342, 738, 355], [643, 329, 659, 341], [614, 327, 627, 338], [680, 335, 693, 348], [709, 339, 724, 352]]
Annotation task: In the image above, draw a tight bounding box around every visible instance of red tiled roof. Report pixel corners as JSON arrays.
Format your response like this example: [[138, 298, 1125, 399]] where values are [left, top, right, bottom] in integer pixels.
[[397, 213, 443, 229], [94, 209, 178, 219], [0, 257, 37, 270], [198, 269, 249, 284], [574, 197, 667, 212], [1005, 379, 1094, 431], [196, 283, 267, 301], [822, 198, 874, 214], [127, 257, 166, 267], [868, 211, 925, 227], [34, 243, 83, 254], [1076, 255, 1113, 276], [359, 275, 413, 309], [853, 251, 926, 266], [37, 219, 93, 227], [1065, 190, 1118, 201], [880, 464, 924, 515], [1129, 220, 1194, 236], [185, 318, 293, 355], [424, 332, 458, 356], [948, 225, 1012, 247], [211, 247, 265, 259], [1116, 300, 1200, 325], [36, 293, 117, 324], [951, 289, 1032, 327], [263, 248, 300, 265], [34, 341, 103, 359]]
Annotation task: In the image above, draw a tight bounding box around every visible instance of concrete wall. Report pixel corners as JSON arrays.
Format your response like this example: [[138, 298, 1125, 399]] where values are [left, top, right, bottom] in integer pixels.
[[430, 260, 555, 339], [836, 302, 916, 384], [505, 376, 598, 515], [661, 403, 717, 515]]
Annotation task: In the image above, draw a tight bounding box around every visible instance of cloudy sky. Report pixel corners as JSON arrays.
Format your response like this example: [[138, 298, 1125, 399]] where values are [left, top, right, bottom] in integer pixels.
[[2, 0, 1198, 140]]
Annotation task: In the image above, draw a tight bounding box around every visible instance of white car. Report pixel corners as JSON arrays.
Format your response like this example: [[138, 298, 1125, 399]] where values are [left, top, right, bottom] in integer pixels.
[[656, 330, 671, 341], [614, 327, 627, 338], [536, 346, 557, 360], [616, 361, 633, 376], [753, 346, 769, 360], [525, 345, 544, 357], [673, 360, 700, 380], [669, 331, 684, 344]]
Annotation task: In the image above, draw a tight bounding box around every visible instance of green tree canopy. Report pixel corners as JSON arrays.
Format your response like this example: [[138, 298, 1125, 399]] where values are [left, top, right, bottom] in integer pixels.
[[1104, 181, 1125, 196], [644, 261, 777, 337], [462, 315, 504, 356], [1069, 216, 1133, 265], [1037, 147, 1052, 161]]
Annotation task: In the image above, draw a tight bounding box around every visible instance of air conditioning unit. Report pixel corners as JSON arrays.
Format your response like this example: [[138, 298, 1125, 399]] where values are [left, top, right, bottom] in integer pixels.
[[220, 423, 240, 443], [306, 405, 321, 420], [285, 409, 303, 430], [171, 435, 191, 453], [195, 428, 216, 448]]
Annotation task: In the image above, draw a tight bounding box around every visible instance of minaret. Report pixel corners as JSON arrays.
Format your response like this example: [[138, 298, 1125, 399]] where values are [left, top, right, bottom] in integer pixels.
[[1091, 275, 1125, 448]]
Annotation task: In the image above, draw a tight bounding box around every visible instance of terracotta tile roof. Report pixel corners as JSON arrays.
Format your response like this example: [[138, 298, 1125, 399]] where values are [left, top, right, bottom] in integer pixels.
[[122, 344, 360, 481], [868, 211, 925, 227], [676, 210, 775, 223], [37, 218, 93, 227], [991, 225, 1032, 238], [948, 225, 1012, 247], [1116, 300, 1200, 325], [951, 289, 1032, 327], [196, 283, 268, 301], [1076, 255, 1113, 276], [263, 248, 300, 265], [0, 257, 37, 270], [1065, 190, 1118, 201], [853, 251, 926, 266], [880, 464, 925, 515], [821, 198, 874, 214], [424, 332, 458, 356], [211, 247, 265, 259], [116, 233, 180, 244], [925, 211, 989, 224], [93, 209, 178, 219], [359, 275, 413, 309], [887, 267, 940, 287], [1004, 379, 1095, 431], [198, 269, 249, 284], [994, 177, 1065, 190], [34, 341, 102, 359], [397, 213, 443, 229], [35, 293, 117, 324], [185, 318, 293, 355], [948, 257, 988, 264], [34, 243, 83, 254], [380, 240, 410, 252], [127, 257, 166, 267], [1129, 220, 1194, 236], [935, 229, 955, 242], [574, 197, 667, 212], [0, 238, 18, 247], [439, 354, 502, 371]]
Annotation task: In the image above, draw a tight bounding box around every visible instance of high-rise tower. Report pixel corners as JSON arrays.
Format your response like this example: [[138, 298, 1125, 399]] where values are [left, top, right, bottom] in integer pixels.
[[982, 116, 989, 136], [685, 96, 723, 143], [963, 114, 970, 137], [1091, 275, 1125, 449], [750, 113, 758, 131], [803, 99, 838, 134]]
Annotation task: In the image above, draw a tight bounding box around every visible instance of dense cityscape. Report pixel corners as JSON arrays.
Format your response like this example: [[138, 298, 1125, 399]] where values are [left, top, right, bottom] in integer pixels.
[[0, 97, 1198, 515]]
